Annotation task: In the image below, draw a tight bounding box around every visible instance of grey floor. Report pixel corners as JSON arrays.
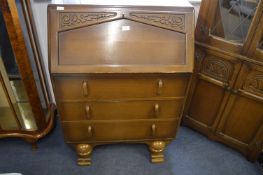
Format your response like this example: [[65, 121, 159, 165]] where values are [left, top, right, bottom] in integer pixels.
[[0, 117, 261, 175]]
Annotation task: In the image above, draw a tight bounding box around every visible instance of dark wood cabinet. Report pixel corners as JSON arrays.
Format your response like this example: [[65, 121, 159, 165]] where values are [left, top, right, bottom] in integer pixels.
[[215, 63, 263, 160], [185, 48, 263, 162], [184, 0, 263, 161], [185, 47, 242, 134], [183, 0, 263, 160]]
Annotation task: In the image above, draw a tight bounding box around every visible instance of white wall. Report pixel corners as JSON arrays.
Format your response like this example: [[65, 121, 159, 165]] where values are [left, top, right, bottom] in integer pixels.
[[31, 0, 55, 102], [30, 0, 201, 103]]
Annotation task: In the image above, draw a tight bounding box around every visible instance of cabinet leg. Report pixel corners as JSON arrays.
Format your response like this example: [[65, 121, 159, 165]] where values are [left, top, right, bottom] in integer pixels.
[[149, 141, 166, 163], [24, 138, 38, 151], [76, 144, 93, 166]]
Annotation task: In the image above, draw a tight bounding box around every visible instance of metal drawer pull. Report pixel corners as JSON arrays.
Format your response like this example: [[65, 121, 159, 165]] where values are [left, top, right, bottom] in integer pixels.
[[85, 105, 91, 119], [151, 124, 156, 137], [88, 126, 92, 137], [82, 81, 89, 96], [157, 79, 163, 95], [154, 104, 160, 118]]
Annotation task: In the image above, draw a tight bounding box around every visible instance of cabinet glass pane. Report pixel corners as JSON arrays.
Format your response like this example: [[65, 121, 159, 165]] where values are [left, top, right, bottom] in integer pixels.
[[15, 1, 49, 121], [0, 73, 19, 130], [210, 0, 260, 43], [0, 9, 37, 131]]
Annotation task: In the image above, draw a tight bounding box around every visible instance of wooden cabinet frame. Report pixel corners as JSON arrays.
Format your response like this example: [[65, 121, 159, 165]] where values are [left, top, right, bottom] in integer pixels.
[[184, 0, 263, 161], [246, 10, 263, 62], [0, 0, 55, 147]]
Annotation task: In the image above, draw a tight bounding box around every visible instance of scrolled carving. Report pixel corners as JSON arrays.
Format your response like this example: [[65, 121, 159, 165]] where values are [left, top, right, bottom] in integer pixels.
[[129, 13, 185, 32], [60, 12, 117, 29], [243, 72, 263, 96], [201, 56, 233, 82]]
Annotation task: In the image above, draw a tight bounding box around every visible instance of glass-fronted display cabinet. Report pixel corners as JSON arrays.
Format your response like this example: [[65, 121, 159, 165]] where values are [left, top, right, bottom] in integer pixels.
[[184, 0, 263, 162], [0, 0, 55, 147]]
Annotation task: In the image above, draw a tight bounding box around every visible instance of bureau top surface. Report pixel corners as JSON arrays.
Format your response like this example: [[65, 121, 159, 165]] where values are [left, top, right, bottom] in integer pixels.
[[50, 0, 192, 7]]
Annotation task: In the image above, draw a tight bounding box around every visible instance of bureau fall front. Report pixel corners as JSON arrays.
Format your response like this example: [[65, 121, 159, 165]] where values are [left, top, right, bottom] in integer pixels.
[[48, 2, 194, 165]]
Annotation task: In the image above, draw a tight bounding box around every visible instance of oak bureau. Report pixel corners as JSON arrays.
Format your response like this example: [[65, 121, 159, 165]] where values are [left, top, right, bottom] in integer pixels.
[[48, 1, 194, 166]]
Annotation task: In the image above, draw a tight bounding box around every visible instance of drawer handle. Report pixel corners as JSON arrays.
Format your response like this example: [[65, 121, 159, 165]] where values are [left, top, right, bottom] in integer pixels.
[[151, 124, 156, 137], [157, 79, 163, 95], [88, 126, 92, 137], [82, 81, 89, 96], [154, 104, 160, 118], [85, 105, 91, 119]]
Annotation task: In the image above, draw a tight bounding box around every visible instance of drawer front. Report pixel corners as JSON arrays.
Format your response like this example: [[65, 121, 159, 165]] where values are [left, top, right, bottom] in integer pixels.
[[58, 99, 184, 121], [62, 119, 178, 142], [53, 74, 189, 100]]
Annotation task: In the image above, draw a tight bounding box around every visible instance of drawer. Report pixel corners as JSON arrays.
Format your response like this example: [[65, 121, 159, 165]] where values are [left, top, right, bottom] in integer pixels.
[[58, 99, 184, 121], [62, 119, 179, 142], [53, 74, 189, 100]]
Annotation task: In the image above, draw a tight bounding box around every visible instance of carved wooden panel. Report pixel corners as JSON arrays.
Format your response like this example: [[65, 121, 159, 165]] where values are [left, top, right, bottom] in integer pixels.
[[200, 56, 233, 82], [59, 12, 118, 30], [243, 71, 263, 97], [127, 12, 185, 32]]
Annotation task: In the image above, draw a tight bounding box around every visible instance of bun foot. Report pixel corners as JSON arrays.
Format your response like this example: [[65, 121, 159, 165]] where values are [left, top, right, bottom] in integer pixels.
[[149, 141, 166, 163], [76, 144, 93, 166]]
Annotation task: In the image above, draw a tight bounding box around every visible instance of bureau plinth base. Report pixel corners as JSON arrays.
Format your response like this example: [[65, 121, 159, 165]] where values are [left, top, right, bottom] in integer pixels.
[[74, 141, 168, 166], [76, 144, 93, 166], [149, 141, 166, 163]]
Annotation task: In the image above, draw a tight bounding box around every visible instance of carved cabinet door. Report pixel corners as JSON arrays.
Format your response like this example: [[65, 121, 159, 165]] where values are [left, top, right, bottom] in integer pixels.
[[215, 62, 263, 159], [184, 48, 242, 134]]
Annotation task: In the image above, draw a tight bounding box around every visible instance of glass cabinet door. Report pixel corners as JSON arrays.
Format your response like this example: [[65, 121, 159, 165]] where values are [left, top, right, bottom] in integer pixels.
[[0, 8, 37, 131], [196, 0, 262, 53], [210, 0, 260, 44]]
